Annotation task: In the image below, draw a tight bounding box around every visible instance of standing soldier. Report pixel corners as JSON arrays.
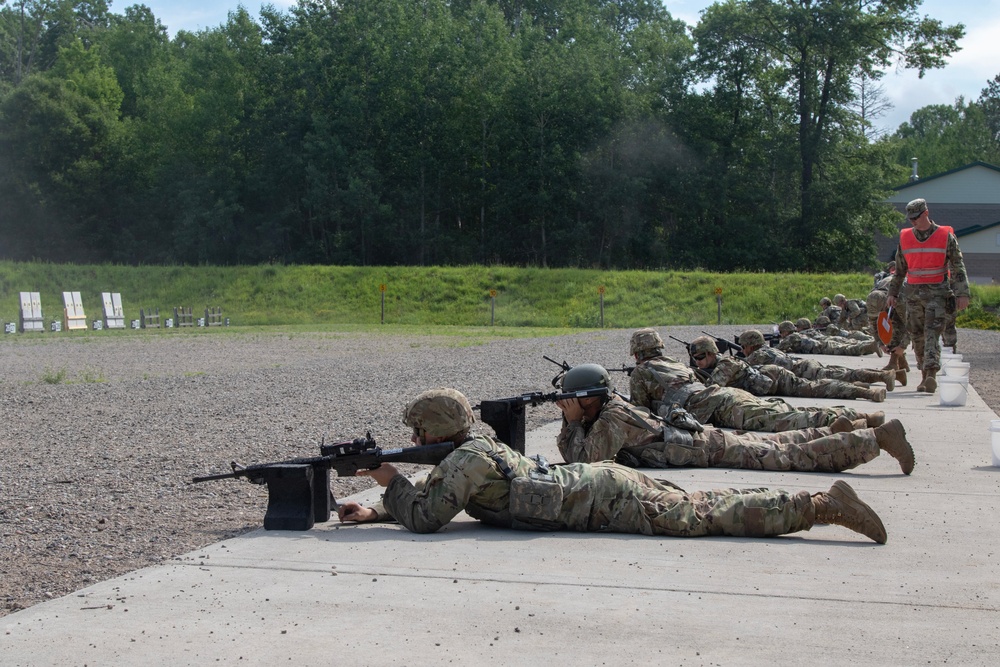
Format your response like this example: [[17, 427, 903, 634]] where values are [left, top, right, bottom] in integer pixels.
[[886, 199, 970, 393]]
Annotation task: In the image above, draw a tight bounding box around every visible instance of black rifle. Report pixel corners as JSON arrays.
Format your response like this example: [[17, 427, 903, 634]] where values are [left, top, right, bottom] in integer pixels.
[[475, 387, 610, 455], [701, 331, 746, 358], [542, 356, 633, 388], [192, 433, 456, 531]]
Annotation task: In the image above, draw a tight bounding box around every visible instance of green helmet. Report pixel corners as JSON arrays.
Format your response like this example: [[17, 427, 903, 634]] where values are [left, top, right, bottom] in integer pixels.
[[629, 328, 664, 356], [795, 317, 812, 330], [689, 336, 718, 356], [814, 315, 831, 326], [738, 330, 765, 348], [833, 293, 846, 305], [402, 388, 475, 438], [561, 363, 612, 393], [778, 320, 796, 335], [819, 297, 832, 307]]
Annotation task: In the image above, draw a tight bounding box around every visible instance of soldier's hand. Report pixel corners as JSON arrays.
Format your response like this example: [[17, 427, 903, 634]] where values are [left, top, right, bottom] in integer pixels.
[[356, 463, 400, 487], [556, 398, 585, 422], [338, 501, 378, 523], [956, 296, 969, 312], [886, 295, 897, 308]]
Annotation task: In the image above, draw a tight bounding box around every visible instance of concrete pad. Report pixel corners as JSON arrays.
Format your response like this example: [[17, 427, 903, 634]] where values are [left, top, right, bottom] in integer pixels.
[[3, 351, 999, 665]]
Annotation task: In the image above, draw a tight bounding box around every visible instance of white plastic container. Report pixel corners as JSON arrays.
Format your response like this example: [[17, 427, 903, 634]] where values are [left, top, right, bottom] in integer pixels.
[[938, 376, 968, 406], [943, 361, 970, 378], [940, 352, 963, 364], [991, 420, 1000, 467]]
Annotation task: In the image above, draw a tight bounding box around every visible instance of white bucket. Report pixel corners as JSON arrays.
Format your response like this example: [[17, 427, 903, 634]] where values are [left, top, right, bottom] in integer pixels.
[[938, 376, 968, 406], [940, 352, 963, 364], [992, 420, 1000, 467], [943, 361, 970, 378]]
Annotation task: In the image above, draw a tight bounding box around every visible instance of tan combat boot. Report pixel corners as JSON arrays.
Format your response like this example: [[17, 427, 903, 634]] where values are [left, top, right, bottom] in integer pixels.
[[851, 418, 869, 430], [881, 352, 898, 371], [895, 368, 907, 387], [811, 480, 887, 544], [875, 419, 915, 475], [864, 387, 886, 402], [865, 411, 886, 427], [922, 367, 938, 394], [830, 415, 855, 433], [916, 368, 928, 393], [881, 370, 896, 391]]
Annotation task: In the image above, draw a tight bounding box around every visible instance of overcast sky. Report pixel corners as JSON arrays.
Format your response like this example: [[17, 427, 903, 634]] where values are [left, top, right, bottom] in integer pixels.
[[131, 0, 1000, 134]]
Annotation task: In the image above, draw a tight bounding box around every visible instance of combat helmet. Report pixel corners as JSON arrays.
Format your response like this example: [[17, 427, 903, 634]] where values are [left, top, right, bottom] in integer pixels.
[[833, 294, 846, 305], [689, 336, 719, 357], [819, 297, 832, 307], [815, 315, 831, 327], [560, 363, 612, 394], [778, 320, 796, 335], [738, 330, 765, 348], [402, 388, 475, 438], [795, 317, 812, 330], [629, 328, 664, 356]]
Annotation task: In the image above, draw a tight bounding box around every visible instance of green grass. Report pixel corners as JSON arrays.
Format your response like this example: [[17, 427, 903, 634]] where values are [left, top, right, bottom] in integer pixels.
[[1, 261, 997, 330]]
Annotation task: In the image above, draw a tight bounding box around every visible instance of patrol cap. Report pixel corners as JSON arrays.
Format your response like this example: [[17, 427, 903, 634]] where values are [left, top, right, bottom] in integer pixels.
[[795, 317, 812, 330], [689, 336, 718, 357], [403, 388, 475, 438], [906, 198, 927, 218], [738, 330, 765, 348], [629, 328, 664, 356], [778, 320, 796, 335], [815, 315, 831, 326]]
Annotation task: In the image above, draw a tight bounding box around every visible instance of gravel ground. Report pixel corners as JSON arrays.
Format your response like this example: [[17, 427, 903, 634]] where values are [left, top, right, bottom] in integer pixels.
[[2, 326, 998, 617]]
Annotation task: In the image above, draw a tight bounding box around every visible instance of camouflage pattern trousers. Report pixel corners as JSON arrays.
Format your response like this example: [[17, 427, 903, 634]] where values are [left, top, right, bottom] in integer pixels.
[[686, 386, 864, 432], [762, 365, 866, 400], [624, 426, 880, 472], [793, 360, 888, 385], [585, 463, 815, 538], [904, 282, 954, 370]]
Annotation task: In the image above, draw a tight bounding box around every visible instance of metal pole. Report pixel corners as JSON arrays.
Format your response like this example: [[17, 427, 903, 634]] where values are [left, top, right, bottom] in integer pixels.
[[381, 291, 385, 325], [600, 292, 605, 328], [717, 295, 722, 324], [491, 296, 495, 326]]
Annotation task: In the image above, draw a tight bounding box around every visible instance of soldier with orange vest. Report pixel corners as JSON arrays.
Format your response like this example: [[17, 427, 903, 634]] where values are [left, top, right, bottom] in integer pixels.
[[886, 198, 970, 393]]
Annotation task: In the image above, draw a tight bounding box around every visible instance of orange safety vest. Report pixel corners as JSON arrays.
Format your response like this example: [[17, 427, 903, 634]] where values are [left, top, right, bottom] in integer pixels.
[[900, 225, 952, 284]]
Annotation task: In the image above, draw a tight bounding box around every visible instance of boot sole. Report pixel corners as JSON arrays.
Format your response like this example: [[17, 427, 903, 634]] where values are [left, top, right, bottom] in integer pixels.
[[828, 480, 887, 544], [878, 419, 915, 475]]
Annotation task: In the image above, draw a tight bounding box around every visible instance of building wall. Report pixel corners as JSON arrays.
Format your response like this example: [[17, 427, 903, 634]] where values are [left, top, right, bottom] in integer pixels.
[[889, 165, 1000, 205], [963, 254, 999, 284]]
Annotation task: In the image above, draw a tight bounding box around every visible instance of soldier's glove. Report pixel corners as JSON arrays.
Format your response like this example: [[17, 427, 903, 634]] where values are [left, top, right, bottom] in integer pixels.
[[665, 404, 704, 433]]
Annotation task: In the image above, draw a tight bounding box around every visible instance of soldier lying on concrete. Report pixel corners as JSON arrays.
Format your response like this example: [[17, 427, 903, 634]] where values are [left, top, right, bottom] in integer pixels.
[[628, 329, 885, 433], [812, 315, 873, 342], [739, 329, 905, 388], [687, 335, 886, 402], [553, 364, 913, 475], [777, 320, 880, 356], [337, 388, 888, 543]]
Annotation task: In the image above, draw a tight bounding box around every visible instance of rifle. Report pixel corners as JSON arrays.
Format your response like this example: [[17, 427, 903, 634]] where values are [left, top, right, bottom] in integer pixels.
[[192, 433, 456, 531], [701, 331, 745, 358], [542, 355, 633, 387], [475, 387, 611, 455]]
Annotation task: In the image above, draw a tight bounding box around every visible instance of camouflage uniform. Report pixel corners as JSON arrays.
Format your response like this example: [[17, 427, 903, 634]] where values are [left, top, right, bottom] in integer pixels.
[[744, 342, 890, 385], [628, 356, 866, 432], [376, 434, 816, 538], [837, 298, 868, 332], [557, 396, 882, 472], [707, 356, 875, 401], [817, 322, 873, 342], [887, 220, 970, 372], [777, 331, 878, 356]]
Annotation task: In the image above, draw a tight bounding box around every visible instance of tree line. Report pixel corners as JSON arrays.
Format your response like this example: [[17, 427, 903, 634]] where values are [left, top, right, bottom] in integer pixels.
[[1, 0, 997, 271]]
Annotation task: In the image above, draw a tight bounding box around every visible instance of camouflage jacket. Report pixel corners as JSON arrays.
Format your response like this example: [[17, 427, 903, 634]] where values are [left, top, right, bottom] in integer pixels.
[[557, 396, 663, 463], [704, 357, 773, 395], [744, 345, 796, 371], [888, 221, 970, 299], [628, 355, 699, 413]]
